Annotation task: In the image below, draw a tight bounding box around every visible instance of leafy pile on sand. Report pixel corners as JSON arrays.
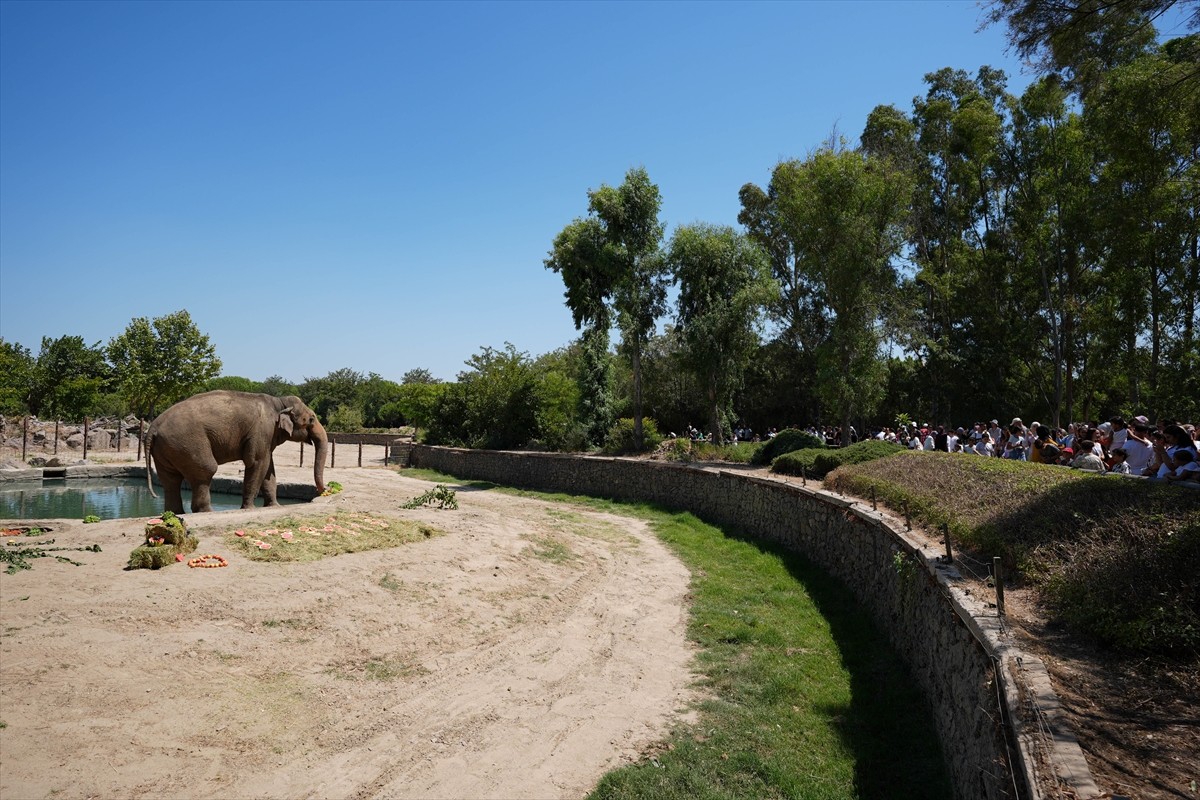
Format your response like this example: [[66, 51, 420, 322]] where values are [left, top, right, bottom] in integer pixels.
[[223, 510, 441, 563]]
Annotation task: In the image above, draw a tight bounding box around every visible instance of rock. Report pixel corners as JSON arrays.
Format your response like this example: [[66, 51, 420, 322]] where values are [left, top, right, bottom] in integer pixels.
[[27, 456, 48, 467], [45, 457, 64, 467]]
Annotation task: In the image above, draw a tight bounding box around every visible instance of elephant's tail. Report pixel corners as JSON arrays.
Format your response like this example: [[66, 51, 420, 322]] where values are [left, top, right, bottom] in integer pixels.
[[144, 428, 158, 498]]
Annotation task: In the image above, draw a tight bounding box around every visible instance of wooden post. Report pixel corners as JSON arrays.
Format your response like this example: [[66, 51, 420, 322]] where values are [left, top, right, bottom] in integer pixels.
[[117, 419, 122, 452], [993, 557, 1005, 616], [21, 416, 28, 461], [801, 465, 806, 486], [358, 441, 362, 467], [83, 417, 89, 460], [54, 420, 60, 455], [137, 419, 143, 460], [942, 523, 953, 563], [383, 443, 389, 466], [331, 439, 336, 468], [300, 441, 304, 467], [904, 502, 911, 530], [871, 486, 877, 510]]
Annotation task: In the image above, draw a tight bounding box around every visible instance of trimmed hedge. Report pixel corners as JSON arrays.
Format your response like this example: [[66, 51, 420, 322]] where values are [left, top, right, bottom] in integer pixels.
[[771, 440, 905, 478], [750, 428, 826, 465]]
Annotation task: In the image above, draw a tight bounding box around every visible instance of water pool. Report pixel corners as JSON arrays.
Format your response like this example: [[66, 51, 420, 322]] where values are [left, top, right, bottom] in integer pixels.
[[0, 478, 303, 520]]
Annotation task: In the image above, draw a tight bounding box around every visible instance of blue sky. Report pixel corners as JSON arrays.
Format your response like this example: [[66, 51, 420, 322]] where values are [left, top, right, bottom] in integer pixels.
[[0, 0, 1043, 384]]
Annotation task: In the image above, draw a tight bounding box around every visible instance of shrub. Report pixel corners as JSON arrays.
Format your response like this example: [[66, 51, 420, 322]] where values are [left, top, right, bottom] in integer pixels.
[[327, 405, 364, 433], [750, 428, 826, 465], [772, 439, 904, 478], [602, 417, 664, 454]]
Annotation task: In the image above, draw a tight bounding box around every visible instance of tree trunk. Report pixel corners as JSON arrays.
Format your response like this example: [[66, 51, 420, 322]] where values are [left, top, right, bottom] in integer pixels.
[[631, 336, 644, 450]]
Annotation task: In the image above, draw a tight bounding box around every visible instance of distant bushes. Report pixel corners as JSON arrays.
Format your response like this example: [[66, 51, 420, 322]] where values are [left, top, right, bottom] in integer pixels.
[[603, 418, 664, 454], [750, 429, 826, 465], [771, 440, 903, 478]]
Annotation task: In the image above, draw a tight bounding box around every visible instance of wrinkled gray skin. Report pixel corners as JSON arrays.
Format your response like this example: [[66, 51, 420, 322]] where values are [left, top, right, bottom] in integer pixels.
[[145, 391, 328, 514]]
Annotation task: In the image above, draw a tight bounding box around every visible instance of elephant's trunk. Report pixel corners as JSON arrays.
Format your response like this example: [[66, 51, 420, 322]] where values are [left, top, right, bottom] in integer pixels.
[[310, 419, 328, 494]]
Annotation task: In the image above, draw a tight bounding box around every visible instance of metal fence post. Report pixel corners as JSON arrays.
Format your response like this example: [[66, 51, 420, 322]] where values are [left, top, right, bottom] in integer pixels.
[[358, 441, 362, 467], [54, 420, 60, 455], [83, 417, 89, 460], [22, 416, 28, 461], [993, 557, 1005, 616], [942, 523, 953, 563], [300, 441, 304, 467]]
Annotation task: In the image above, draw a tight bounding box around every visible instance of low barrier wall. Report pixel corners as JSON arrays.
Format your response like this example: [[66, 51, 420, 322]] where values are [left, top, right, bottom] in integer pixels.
[[410, 445, 1100, 800]]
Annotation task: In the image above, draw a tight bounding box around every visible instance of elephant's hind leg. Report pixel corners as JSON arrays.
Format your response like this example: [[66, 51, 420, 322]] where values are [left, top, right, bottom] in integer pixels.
[[157, 466, 186, 515]]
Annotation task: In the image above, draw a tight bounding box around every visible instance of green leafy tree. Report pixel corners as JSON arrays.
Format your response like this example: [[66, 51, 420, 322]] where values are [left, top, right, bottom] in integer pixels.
[[387, 381, 447, 433], [259, 375, 300, 397], [985, 0, 1185, 95], [546, 167, 669, 449], [327, 404, 364, 432], [203, 376, 262, 393], [668, 223, 777, 443], [107, 310, 222, 418], [426, 343, 541, 449], [28, 335, 113, 419], [299, 368, 365, 422], [0, 338, 34, 414], [358, 374, 404, 428], [771, 144, 911, 444], [401, 367, 439, 385]]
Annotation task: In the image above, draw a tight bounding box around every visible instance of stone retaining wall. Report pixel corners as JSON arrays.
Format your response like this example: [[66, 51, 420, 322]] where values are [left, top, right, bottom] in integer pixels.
[[410, 445, 1100, 800]]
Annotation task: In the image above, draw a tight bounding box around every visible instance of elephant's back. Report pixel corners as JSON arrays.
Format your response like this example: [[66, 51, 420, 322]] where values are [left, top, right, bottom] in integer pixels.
[[151, 391, 275, 437]]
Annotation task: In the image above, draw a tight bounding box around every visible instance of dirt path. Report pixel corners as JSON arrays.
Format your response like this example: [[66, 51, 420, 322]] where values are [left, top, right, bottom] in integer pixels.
[[0, 463, 697, 800]]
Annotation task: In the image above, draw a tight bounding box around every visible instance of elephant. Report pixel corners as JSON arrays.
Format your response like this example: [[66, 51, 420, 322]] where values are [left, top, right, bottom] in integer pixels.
[[144, 390, 328, 514]]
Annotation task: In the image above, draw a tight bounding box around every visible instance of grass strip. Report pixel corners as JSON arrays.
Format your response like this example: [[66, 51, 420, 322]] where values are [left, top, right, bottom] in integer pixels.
[[399, 466, 950, 799]]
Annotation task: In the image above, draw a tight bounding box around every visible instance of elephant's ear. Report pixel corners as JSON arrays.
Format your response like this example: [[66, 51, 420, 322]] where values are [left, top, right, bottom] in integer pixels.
[[278, 412, 295, 437]]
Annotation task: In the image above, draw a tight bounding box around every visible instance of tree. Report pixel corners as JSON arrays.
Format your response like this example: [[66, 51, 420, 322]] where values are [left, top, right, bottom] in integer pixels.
[[28, 335, 113, 419], [425, 343, 540, 449], [0, 338, 34, 414], [204, 376, 262, 393], [259, 375, 300, 397], [358, 373, 403, 428], [401, 367, 439, 385], [299, 368, 365, 422], [546, 167, 669, 449], [771, 144, 911, 444], [667, 223, 776, 443], [108, 310, 222, 418], [387, 381, 447, 433], [985, 0, 1190, 95]]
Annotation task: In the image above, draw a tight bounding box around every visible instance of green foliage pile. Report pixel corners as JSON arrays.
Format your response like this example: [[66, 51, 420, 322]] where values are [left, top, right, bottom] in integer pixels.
[[750, 428, 826, 465], [771, 440, 903, 478], [828, 452, 1200, 654], [126, 511, 197, 570], [401, 485, 458, 510], [602, 417, 663, 454], [4, 539, 101, 573]]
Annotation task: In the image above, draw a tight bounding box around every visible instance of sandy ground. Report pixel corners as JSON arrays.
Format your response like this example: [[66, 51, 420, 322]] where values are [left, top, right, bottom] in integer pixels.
[[0, 450, 697, 800]]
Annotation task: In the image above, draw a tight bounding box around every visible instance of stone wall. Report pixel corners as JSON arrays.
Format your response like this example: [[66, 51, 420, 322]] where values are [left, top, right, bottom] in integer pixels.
[[410, 445, 1098, 800]]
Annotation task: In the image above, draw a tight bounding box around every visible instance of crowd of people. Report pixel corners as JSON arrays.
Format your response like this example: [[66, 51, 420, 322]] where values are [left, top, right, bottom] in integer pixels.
[[869, 416, 1199, 484]]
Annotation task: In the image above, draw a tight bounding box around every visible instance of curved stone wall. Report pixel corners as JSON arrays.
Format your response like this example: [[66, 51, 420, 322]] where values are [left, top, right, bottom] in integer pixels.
[[410, 445, 1099, 800]]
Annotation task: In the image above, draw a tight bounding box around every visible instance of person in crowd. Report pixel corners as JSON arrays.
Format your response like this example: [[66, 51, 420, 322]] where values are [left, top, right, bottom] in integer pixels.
[[1155, 424, 1199, 479], [1058, 446, 1075, 465], [973, 431, 995, 456], [1109, 447, 1132, 475], [1004, 423, 1027, 460], [1108, 418, 1129, 451], [988, 420, 1004, 454], [1037, 427, 1061, 464], [1166, 449, 1200, 483], [934, 425, 948, 452], [1061, 423, 1077, 451], [1071, 440, 1107, 472], [1122, 421, 1155, 474]]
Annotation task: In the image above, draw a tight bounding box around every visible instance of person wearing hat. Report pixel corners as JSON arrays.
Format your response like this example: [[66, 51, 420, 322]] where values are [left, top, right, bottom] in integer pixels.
[[988, 420, 1004, 455]]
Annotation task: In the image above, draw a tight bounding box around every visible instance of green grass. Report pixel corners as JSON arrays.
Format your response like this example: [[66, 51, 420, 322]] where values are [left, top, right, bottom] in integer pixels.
[[830, 451, 1200, 654], [399, 468, 950, 799]]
